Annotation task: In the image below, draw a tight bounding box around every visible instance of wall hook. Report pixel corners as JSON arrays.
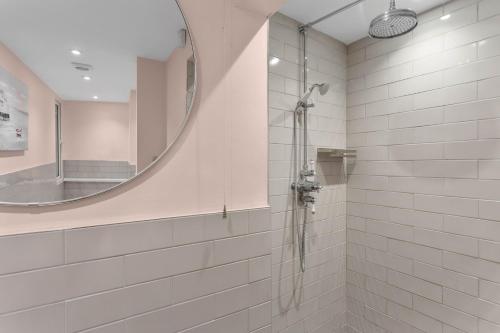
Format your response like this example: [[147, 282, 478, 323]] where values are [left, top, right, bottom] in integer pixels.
[[222, 204, 227, 219]]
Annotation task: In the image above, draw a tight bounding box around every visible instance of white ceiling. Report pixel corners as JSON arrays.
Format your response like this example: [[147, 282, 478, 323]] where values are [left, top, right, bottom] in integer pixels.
[[280, 0, 447, 44], [0, 0, 187, 102]]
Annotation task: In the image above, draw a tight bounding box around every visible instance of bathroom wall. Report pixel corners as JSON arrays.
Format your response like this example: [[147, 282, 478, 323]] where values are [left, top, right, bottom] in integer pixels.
[[128, 90, 137, 166], [0, 164, 63, 203], [61, 101, 130, 162], [0, 1, 279, 332], [0, 208, 272, 333], [166, 43, 193, 146], [0, 41, 58, 175], [137, 39, 193, 169], [0, 0, 284, 234], [137, 57, 168, 172], [269, 13, 347, 333], [346, 0, 500, 332]]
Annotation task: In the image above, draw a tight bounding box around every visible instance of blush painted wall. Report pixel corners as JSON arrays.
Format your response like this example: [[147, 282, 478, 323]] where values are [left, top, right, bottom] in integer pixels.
[[61, 101, 130, 162], [128, 90, 137, 166], [137, 38, 194, 167], [137, 57, 168, 172], [166, 43, 192, 146], [0, 0, 286, 236], [0, 42, 58, 175]]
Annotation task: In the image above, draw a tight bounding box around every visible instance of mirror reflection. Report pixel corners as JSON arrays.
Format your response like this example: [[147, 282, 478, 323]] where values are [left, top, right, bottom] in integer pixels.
[[0, 0, 195, 205]]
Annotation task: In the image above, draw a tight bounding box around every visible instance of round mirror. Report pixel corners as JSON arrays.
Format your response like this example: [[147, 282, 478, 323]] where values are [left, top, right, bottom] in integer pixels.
[[0, 0, 196, 205]]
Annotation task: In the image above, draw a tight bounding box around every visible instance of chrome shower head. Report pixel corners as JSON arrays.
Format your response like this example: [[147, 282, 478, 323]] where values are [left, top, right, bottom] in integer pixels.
[[298, 83, 330, 106], [369, 0, 418, 39], [318, 83, 330, 96]]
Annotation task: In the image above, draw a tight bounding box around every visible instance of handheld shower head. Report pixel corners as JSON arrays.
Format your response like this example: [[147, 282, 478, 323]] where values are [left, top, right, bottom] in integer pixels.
[[298, 83, 330, 106], [318, 83, 330, 96]]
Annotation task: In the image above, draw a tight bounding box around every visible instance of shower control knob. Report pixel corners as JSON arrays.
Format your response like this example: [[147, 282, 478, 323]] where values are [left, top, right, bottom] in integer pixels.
[[300, 170, 315, 177], [303, 195, 315, 203], [292, 180, 322, 194], [307, 181, 322, 192]]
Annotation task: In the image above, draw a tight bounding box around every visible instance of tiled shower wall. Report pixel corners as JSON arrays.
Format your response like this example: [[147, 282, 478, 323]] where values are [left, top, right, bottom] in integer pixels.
[[63, 160, 137, 200], [0, 209, 272, 333], [0, 160, 137, 203], [346, 0, 500, 332], [269, 13, 347, 333], [0, 163, 63, 203], [63, 160, 136, 180]]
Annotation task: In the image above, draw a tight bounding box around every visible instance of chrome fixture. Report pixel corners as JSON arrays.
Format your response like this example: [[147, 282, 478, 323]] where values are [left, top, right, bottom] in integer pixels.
[[291, 81, 325, 273], [369, 0, 418, 39], [291, 78, 328, 272], [292, 24, 332, 273], [298, 0, 417, 40], [299, 0, 364, 30], [317, 148, 357, 158], [297, 83, 330, 108], [293, 0, 417, 274]]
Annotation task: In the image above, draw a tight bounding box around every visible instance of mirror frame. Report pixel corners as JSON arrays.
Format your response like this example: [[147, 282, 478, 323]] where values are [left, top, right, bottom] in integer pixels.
[[0, 0, 198, 207]]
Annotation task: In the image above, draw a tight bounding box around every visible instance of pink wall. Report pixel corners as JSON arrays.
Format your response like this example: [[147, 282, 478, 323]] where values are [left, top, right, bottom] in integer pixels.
[[128, 90, 137, 166], [0, 42, 58, 175], [136, 58, 167, 172], [0, 0, 286, 236], [166, 41, 193, 145], [61, 101, 130, 162], [138, 39, 193, 163]]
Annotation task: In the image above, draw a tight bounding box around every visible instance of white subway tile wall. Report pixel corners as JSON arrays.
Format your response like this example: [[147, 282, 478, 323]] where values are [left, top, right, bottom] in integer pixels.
[[0, 208, 271, 333], [269, 13, 347, 333], [347, 1, 500, 332]]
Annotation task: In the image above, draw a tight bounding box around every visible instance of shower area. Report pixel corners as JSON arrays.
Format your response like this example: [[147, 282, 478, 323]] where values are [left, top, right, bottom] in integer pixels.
[[269, 0, 500, 332]]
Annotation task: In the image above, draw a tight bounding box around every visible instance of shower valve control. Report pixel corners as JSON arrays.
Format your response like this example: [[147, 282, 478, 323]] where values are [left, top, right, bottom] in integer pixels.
[[302, 194, 315, 203], [291, 180, 322, 194], [301, 169, 315, 177]]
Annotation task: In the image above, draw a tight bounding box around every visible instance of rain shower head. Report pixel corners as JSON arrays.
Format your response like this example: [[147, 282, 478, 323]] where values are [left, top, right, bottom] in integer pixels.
[[369, 0, 418, 39], [298, 83, 330, 106]]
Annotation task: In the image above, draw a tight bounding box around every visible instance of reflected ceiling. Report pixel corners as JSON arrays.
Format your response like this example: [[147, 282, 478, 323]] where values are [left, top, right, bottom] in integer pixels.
[[0, 0, 186, 102]]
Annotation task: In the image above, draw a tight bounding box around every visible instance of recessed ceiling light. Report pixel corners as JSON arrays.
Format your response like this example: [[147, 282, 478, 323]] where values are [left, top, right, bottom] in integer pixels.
[[269, 57, 280, 66], [82, 75, 92, 81], [92, 95, 99, 100], [71, 49, 82, 56], [440, 14, 451, 21]]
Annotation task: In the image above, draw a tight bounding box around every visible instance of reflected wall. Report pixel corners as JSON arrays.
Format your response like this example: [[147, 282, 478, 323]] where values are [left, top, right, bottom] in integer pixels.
[[0, 0, 285, 235], [0, 0, 196, 204]]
